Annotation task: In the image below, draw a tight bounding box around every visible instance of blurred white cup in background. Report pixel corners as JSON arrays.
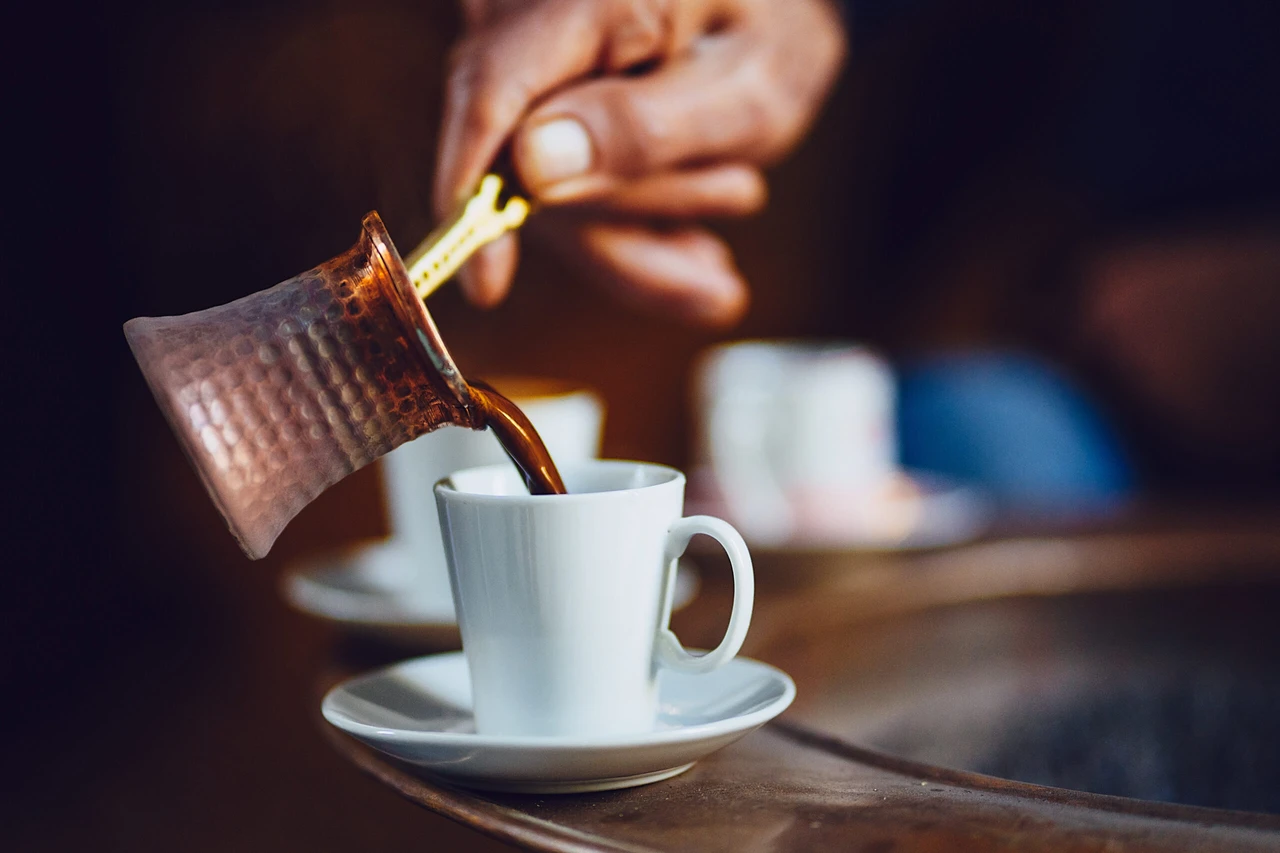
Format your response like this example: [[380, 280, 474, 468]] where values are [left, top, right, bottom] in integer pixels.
[[693, 341, 897, 545], [380, 378, 605, 604]]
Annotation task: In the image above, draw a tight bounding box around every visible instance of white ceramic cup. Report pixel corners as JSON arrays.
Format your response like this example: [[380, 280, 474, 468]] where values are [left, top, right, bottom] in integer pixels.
[[435, 460, 754, 738], [380, 379, 604, 603], [693, 341, 897, 544]]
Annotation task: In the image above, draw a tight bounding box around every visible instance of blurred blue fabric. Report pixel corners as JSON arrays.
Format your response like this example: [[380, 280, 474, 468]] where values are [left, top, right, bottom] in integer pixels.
[[898, 352, 1134, 515]]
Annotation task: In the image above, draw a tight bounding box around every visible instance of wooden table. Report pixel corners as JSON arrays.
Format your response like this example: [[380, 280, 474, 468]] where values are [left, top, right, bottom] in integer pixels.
[[321, 515, 1280, 851]]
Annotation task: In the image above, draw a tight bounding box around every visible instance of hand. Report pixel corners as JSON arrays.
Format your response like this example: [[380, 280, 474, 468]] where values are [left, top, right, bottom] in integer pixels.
[[435, 0, 847, 326]]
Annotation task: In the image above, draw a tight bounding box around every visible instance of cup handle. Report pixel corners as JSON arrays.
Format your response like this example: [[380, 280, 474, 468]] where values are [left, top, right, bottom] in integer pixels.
[[655, 516, 755, 674]]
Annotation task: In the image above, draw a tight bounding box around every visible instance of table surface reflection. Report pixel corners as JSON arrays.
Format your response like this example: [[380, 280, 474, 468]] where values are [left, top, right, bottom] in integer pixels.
[[320, 513, 1280, 852]]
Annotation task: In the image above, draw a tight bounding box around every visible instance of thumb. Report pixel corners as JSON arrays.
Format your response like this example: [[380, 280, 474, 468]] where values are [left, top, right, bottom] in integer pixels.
[[512, 32, 801, 203]]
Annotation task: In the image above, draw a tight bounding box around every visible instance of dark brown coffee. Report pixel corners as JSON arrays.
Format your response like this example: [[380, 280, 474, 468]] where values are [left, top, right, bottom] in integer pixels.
[[468, 380, 568, 495]]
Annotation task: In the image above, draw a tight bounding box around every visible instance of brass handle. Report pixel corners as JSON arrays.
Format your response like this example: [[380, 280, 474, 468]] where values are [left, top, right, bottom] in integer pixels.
[[403, 174, 529, 300]]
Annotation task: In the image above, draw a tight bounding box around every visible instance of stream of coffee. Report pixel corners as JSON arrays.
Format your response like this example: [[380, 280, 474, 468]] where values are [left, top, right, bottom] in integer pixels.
[[468, 381, 568, 495]]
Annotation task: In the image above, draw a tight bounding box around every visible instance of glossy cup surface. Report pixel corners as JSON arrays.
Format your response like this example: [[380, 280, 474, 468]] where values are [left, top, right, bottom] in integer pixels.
[[436, 462, 697, 737]]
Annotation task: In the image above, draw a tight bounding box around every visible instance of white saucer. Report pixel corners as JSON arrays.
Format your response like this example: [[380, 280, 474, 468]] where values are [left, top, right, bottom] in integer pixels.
[[284, 542, 701, 647], [322, 652, 795, 794], [687, 468, 991, 553]]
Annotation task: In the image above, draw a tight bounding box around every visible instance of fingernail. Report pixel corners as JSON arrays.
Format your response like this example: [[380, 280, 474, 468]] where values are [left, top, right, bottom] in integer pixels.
[[522, 118, 593, 187]]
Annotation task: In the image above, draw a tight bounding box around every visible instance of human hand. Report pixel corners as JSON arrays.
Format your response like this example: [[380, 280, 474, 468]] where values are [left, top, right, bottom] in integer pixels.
[[436, 0, 846, 325]]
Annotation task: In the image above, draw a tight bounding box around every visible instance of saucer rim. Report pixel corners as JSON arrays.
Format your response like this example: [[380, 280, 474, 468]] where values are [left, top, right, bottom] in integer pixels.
[[321, 651, 796, 750], [424, 762, 697, 794], [280, 540, 455, 626]]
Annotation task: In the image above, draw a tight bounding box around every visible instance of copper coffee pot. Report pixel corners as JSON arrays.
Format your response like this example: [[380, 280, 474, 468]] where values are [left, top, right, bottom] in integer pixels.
[[124, 177, 528, 559]]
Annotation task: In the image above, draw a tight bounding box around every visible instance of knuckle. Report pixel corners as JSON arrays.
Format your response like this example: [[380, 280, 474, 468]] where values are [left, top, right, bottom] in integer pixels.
[[444, 41, 486, 109], [599, 88, 667, 173], [611, 0, 675, 29], [459, 0, 488, 26], [445, 37, 481, 82], [447, 43, 528, 137], [606, 0, 676, 62], [731, 55, 794, 154]]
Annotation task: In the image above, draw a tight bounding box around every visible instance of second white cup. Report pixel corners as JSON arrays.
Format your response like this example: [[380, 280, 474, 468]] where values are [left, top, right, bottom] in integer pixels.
[[380, 378, 604, 605], [693, 341, 898, 544]]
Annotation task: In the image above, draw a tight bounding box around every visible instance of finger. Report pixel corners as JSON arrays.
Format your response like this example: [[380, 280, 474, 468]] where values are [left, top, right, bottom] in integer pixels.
[[583, 163, 767, 218], [509, 36, 779, 202], [434, 0, 717, 219], [457, 232, 519, 309], [458, 0, 490, 27], [512, 9, 845, 203], [542, 218, 750, 326]]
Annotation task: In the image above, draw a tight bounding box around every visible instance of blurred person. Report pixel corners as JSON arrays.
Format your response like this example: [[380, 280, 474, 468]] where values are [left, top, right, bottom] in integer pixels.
[[435, 0, 1280, 508]]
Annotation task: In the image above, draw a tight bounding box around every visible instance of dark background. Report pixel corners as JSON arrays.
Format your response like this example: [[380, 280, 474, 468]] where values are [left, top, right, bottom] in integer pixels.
[[6, 0, 1279, 848]]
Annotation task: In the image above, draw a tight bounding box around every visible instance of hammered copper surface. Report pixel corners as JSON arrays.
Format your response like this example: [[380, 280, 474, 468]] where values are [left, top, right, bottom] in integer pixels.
[[124, 213, 479, 559]]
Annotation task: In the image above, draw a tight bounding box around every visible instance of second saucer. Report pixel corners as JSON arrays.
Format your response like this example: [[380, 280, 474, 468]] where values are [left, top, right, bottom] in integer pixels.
[[283, 541, 701, 648]]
